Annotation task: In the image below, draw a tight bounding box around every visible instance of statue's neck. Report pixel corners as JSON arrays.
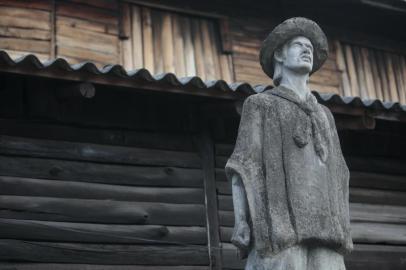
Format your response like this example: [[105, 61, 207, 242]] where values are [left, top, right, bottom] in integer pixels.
[[279, 68, 310, 101]]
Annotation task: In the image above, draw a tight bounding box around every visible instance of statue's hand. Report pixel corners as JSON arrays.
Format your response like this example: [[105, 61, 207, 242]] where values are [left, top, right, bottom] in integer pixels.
[[231, 220, 250, 250]]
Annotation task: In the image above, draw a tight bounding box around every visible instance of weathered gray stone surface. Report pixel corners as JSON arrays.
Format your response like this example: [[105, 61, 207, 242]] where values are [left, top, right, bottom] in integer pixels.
[[225, 17, 353, 270]]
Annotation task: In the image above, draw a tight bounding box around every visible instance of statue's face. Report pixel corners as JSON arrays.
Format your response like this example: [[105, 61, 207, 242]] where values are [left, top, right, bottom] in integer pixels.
[[282, 36, 313, 74]]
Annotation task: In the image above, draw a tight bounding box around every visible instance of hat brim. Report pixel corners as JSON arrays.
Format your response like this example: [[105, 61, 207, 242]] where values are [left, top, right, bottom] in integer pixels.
[[259, 17, 328, 79]]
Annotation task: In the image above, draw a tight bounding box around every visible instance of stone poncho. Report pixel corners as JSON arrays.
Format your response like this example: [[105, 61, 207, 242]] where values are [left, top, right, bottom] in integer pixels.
[[225, 85, 353, 258]]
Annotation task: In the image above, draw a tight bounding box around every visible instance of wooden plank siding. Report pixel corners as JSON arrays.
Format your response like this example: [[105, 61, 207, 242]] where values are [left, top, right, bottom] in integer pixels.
[[0, 1, 406, 102], [55, 0, 119, 67], [0, 1, 52, 61], [117, 4, 234, 81]]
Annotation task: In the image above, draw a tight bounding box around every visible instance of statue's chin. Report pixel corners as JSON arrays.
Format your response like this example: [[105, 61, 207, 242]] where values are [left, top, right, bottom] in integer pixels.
[[286, 64, 312, 75]]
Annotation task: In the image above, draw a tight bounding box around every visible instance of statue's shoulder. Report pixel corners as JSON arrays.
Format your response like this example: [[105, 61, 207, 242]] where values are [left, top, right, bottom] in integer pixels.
[[244, 90, 279, 107], [318, 103, 335, 122]]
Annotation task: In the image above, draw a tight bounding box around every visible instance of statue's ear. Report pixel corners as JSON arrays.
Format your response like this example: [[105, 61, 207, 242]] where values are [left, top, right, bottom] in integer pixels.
[[273, 47, 284, 63]]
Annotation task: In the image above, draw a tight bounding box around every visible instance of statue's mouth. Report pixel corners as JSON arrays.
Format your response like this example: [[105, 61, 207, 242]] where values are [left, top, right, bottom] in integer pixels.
[[301, 55, 311, 62]]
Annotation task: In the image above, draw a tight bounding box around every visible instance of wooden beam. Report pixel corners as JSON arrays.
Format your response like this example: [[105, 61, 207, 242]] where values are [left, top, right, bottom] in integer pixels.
[[219, 18, 233, 54], [56, 82, 96, 99], [119, 1, 131, 39], [0, 175, 204, 204], [125, 0, 226, 20], [0, 155, 204, 188], [0, 264, 210, 270], [0, 135, 202, 168], [0, 195, 206, 226], [196, 127, 222, 269], [50, 0, 56, 59], [0, 218, 207, 244], [334, 114, 376, 130], [0, 240, 209, 265], [0, 63, 247, 100]]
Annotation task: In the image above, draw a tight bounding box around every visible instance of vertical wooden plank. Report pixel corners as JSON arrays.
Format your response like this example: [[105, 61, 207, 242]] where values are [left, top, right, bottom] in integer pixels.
[[197, 127, 222, 270], [219, 54, 233, 83], [172, 14, 186, 76], [208, 21, 222, 80], [369, 50, 384, 101], [119, 2, 131, 39], [131, 5, 143, 68], [344, 44, 359, 97], [152, 10, 163, 74], [400, 56, 406, 104], [228, 54, 235, 82], [353, 46, 368, 99], [335, 41, 352, 96], [182, 17, 196, 77], [50, 0, 56, 59], [394, 54, 406, 104], [141, 7, 154, 74], [192, 20, 206, 80], [376, 51, 391, 101], [385, 52, 399, 102], [120, 2, 133, 70], [200, 20, 216, 80], [120, 40, 133, 70], [361, 48, 376, 99], [161, 11, 174, 73], [219, 18, 233, 54]]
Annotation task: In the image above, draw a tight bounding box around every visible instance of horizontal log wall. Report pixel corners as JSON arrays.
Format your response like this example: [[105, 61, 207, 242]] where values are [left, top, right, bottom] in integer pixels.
[[214, 139, 406, 269], [0, 120, 209, 268]]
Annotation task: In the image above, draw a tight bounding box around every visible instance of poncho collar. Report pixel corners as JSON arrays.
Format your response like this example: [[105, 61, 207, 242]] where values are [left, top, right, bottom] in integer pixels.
[[265, 85, 329, 162], [266, 85, 318, 115]]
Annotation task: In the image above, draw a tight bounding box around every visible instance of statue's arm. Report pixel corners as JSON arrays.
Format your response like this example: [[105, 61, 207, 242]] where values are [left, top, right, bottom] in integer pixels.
[[231, 173, 250, 250]]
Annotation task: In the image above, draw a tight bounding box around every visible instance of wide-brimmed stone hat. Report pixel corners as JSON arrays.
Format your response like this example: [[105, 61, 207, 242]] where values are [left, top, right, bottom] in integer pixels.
[[259, 17, 328, 79]]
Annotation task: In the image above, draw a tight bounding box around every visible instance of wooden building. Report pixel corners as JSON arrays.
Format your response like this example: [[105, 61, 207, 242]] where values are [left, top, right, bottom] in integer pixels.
[[0, 0, 405, 269]]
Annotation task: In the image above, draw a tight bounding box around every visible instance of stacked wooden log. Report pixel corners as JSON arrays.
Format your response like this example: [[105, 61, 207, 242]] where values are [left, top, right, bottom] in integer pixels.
[[0, 120, 210, 269]]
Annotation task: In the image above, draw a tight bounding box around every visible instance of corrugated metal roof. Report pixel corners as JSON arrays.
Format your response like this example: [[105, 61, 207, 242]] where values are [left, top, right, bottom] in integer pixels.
[[0, 50, 405, 114]]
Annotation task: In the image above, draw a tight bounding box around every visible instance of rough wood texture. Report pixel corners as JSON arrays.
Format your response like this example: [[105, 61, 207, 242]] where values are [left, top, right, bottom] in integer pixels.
[[339, 41, 406, 103], [0, 119, 196, 151], [197, 131, 222, 269], [0, 240, 209, 265], [0, 155, 203, 188], [0, 218, 206, 244], [0, 176, 204, 204], [0, 2, 405, 103], [55, 0, 118, 66], [0, 196, 206, 225], [0, 135, 201, 168], [0, 264, 210, 270]]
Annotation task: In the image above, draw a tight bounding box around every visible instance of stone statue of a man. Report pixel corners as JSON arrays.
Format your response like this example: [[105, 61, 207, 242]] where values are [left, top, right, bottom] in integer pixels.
[[225, 17, 353, 270]]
